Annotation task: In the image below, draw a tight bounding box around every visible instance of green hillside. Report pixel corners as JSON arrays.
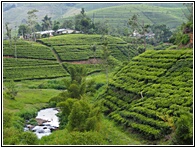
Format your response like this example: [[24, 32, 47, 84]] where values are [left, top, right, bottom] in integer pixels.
[[86, 4, 187, 30], [102, 49, 193, 142], [3, 2, 187, 35], [3, 34, 140, 81], [3, 40, 68, 81], [37, 34, 138, 62], [3, 40, 55, 60]]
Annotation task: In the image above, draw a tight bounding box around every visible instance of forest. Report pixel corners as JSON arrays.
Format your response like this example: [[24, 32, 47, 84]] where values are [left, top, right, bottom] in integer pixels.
[[2, 2, 193, 146]]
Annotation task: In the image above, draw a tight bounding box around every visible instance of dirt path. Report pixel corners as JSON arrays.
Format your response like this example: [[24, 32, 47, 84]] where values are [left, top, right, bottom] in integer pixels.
[[50, 47, 62, 64]]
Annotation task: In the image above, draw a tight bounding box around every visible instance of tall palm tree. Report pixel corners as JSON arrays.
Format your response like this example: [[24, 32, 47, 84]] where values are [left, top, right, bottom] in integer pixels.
[[42, 15, 52, 31]]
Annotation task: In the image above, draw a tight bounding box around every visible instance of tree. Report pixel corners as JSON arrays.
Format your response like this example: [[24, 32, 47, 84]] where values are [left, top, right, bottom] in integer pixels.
[[5, 22, 12, 47], [61, 20, 74, 29], [18, 24, 29, 38], [52, 20, 60, 31], [5, 80, 18, 100], [57, 98, 78, 129], [75, 8, 93, 34], [150, 24, 172, 44], [42, 15, 52, 31], [27, 9, 38, 41], [94, 21, 109, 35], [169, 3, 193, 47], [101, 36, 111, 86], [128, 14, 150, 51], [34, 23, 42, 32], [67, 100, 101, 132]]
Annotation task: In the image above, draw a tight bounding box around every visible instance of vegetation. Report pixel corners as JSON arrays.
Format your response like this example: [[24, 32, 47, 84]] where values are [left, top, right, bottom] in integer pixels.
[[3, 2, 193, 146], [169, 3, 193, 48], [102, 49, 193, 144]]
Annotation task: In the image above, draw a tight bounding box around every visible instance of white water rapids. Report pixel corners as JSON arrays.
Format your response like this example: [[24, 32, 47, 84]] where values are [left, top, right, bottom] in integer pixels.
[[24, 108, 60, 139]]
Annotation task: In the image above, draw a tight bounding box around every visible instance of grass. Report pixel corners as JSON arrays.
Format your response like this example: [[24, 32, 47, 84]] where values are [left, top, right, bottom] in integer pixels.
[[3, 80, 62, 113], [3, 73, 145, 145], [39, 117, 143, 145]]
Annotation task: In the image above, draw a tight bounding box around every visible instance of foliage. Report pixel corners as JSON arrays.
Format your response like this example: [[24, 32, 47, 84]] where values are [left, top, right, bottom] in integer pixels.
[[42, 15, 52, 31], [18, 24, 30, 38], [4, 80, 18, 100], [3, 127, 21, 145], [3, 40, 56, 59], [169, 4, 192, 47], [172, 113, 193, 145], [102, 49, 193, 141], [17, 108, 37, 120], [181, 34, 190, 45], [5, 22, 12, 46], [3, 41, 68, 80], [27, 9, 38, 41], [101, 36, 111, 86], [19, 132, 39, 145], [3, 111, 13, 128], [150, 24, 172, 44], [36, 79, 66, 90], [74, 8, 94, 34]]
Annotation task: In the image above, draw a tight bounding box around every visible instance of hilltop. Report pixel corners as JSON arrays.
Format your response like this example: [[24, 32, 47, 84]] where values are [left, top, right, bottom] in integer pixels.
[[3, 2, 187, 33]]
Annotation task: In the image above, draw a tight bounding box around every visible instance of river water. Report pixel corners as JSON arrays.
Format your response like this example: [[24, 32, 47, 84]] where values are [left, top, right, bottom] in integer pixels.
[[24, 108, 60, 139]]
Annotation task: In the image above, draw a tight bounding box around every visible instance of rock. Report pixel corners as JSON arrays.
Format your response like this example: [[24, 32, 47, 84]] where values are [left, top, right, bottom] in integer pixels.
[[43, 126, 47, 129], [26, 124, 34, 130], [37, 129, 44, 133], [35, 118, 48, 126]]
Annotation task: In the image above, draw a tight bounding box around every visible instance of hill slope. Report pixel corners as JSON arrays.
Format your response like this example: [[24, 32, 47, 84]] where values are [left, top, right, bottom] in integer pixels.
[[86, 4, 187, 30], [3, 2, 187, 33], [3, 40, 68, 81], [102, 49, 193, 142]]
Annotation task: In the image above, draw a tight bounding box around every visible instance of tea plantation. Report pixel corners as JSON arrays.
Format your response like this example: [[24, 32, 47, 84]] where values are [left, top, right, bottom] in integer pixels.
[[3, 36, 193, 145], [37, 34, 138, 62], [3, 34, 139, 81], [102, 49, 193, 141], [3, 58, 68, 81], [3, 40, 68, 81], [3, 40, 56, 60]]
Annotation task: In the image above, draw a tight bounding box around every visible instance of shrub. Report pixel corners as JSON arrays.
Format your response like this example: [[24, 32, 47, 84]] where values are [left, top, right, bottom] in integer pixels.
[[19, 132, 38, 145], [173, 113, 193, 145], [18, 109, 37, 120], [3, 127, 20, 145], [67, 100, 91, 131], [68, 131, 105, 145], [181, 34, 190, 45], [3, 111, 13, 128]]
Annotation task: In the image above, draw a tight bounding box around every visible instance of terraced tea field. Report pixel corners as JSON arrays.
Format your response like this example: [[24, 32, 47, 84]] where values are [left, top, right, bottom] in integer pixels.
[[86, 4, 187, 30], [3, 34, 139, 81], [37, 34, 138, 62], [3, 58, 68, 81], [103, 49, 193, 140]]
